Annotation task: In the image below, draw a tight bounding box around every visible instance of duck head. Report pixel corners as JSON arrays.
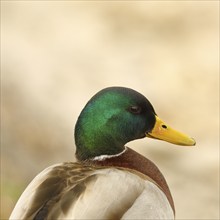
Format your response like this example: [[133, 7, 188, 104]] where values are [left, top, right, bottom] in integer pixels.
[[75, 87, 195, 161]]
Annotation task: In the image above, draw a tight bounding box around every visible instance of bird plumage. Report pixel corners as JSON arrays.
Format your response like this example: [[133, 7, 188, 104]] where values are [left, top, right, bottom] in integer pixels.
[[10, 162, 174, 219]]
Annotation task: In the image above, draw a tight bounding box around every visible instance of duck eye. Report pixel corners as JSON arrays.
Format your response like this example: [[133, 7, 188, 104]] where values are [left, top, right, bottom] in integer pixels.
[[129, 106, 142, 114]]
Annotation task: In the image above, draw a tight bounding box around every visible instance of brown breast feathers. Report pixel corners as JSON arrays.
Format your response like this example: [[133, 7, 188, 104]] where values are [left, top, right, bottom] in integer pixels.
[[87, 147, 175, 214]]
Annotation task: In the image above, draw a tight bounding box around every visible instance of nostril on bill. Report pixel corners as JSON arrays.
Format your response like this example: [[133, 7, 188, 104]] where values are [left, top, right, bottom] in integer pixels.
[[162, 125, 167, 129]]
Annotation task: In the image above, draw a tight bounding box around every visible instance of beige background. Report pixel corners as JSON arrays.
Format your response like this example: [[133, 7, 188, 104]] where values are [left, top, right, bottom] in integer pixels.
[[1, 1, 219, 219]]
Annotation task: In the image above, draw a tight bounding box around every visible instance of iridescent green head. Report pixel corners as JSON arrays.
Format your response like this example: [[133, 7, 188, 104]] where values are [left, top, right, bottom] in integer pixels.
[[75, 87, 196, 161], [74, 87, 156, 161]]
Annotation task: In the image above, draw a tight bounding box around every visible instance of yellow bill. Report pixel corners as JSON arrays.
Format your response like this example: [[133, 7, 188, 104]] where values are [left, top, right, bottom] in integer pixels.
[[146, 116, 196, 146]]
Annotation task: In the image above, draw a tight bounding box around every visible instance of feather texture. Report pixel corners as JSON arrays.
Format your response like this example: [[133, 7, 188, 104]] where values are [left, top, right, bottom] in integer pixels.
[[10, 162, 174, 220]]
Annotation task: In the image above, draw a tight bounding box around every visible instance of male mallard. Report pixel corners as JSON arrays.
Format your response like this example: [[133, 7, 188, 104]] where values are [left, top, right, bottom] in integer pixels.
[[10, 87, 195, 220]]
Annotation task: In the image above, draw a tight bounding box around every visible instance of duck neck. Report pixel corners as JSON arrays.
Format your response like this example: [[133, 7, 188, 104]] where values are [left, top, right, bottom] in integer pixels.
[[74, 115, 126, 161], [75, 139, 125, 161], [92, 147, 127, 161]]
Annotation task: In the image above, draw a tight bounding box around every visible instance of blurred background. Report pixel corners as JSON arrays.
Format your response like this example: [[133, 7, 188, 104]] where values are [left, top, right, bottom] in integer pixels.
[[1, 1, 219, 219]]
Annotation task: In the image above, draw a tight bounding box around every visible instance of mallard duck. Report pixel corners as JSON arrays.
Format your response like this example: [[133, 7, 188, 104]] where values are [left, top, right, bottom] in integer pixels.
[[10, 87, 195, 220]]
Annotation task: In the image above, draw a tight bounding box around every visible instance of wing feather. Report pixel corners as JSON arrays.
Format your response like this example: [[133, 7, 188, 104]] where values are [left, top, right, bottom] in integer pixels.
[[10, 163, 174, 220]]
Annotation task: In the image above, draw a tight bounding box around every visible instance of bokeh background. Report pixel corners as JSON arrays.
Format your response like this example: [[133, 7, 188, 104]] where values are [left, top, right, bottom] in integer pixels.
[[1, 1, 219, 219]]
